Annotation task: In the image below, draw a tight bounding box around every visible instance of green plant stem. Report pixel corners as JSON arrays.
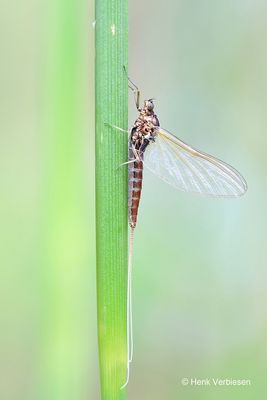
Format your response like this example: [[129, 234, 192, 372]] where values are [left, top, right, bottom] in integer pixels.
[[95, 0, 128, 398]]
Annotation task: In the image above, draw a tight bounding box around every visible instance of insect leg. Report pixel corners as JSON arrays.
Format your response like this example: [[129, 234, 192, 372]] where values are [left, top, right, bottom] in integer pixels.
[[117, 159, 136, 169], [131, 145, 142, 162], [104, 122, 129, 134], [117, 142, 142, 168], [123, 66, 141, 111], [118, 148, 142, 168]]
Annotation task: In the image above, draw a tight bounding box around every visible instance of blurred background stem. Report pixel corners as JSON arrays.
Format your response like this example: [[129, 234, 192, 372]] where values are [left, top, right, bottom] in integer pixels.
[[95, 0, 128, 398], [41, 0, 91, 399]]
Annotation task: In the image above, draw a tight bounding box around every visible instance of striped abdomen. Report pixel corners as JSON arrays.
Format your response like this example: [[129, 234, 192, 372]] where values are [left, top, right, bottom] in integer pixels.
[[128, 158, 143, 229]]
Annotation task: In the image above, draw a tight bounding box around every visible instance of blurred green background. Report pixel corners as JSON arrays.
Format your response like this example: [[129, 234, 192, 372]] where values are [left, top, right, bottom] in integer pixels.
[[1, 0, 267, 399]]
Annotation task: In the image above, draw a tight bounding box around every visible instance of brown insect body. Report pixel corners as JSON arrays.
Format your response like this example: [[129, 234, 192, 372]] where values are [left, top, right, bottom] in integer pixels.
[[129, 100, 159, 228]]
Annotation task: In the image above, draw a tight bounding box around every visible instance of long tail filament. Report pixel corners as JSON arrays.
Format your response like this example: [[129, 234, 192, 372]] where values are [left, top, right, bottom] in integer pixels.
[[121, 226, 135, 389]]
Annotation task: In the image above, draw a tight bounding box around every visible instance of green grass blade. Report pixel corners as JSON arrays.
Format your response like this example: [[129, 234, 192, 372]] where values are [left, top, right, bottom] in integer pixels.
[[95, 0, 128, 398]]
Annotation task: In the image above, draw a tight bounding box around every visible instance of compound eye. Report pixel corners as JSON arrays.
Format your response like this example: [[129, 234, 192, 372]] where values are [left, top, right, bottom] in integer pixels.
[[146, 100, 154, 111]]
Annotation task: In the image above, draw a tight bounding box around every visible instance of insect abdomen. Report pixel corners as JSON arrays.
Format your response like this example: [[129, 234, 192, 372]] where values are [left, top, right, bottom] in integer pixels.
[[128, 160, 143, 229]]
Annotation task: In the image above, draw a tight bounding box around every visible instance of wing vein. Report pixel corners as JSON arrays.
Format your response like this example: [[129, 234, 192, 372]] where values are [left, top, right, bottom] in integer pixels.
[[143, 128, 247, 198]]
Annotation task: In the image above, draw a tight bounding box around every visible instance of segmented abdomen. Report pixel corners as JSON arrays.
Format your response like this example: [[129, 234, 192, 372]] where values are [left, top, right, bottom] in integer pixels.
[[128, 154, 143, 229]]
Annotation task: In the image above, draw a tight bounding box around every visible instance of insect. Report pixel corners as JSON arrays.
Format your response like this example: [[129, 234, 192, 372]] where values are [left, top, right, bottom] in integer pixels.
[[127, 84, 247, 230], [114, 72, 247, 388]]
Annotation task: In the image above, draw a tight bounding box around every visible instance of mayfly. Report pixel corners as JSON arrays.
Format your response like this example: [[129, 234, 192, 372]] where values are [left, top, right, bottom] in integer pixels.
[[112, 71, 247, 388]]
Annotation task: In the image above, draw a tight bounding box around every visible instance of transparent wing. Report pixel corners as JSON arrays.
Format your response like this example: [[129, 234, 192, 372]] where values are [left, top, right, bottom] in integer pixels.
[[144, 128, 247, 197]]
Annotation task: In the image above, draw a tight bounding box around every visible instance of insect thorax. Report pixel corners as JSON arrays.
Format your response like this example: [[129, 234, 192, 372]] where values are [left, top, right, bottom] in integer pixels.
[[131, 107, 160, 153]]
